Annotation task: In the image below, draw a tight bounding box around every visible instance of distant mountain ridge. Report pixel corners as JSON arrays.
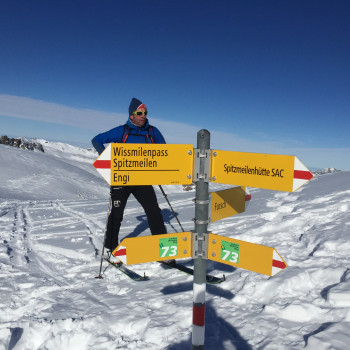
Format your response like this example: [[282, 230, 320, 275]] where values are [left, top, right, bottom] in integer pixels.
[[0, 135, 44, 152], [313, 167, 341, 175]]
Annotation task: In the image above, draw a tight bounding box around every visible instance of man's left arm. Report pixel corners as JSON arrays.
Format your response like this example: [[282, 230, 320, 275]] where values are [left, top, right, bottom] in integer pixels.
[[153, 127, 166, 144]]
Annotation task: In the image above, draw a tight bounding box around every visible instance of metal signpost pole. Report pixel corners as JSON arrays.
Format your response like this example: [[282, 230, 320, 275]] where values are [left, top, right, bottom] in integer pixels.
[[192, 129, 210, 349]]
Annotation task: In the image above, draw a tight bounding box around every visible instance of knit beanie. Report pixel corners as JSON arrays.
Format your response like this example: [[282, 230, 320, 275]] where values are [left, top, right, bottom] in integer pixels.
[[128, 97, 146, 116]]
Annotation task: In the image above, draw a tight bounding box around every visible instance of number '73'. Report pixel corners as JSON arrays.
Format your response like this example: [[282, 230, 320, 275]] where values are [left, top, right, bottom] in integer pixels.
[[221, 249, 239, 263], [160, 245, 177, 257]]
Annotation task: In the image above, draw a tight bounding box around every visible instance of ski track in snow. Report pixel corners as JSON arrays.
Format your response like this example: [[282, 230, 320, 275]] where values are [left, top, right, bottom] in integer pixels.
[[0, 142, 350, 349]]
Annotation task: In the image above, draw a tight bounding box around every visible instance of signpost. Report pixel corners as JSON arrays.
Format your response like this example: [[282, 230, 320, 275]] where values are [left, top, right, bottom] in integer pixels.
[[210, 150, 313, 192], [209, 186, 251, 223], [93, 143, 194, 186], [93, 132, 314, 350], [207, 233, 287, 276], [112, 232, 192, 265]]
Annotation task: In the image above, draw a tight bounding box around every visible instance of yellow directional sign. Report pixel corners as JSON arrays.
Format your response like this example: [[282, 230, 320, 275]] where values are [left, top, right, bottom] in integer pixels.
[[112, 232, 192, 265], [209, 186, 251, 223], [93, 143, 194, 186], [207, 233, 287, 276], [210, 150, 313, 192]]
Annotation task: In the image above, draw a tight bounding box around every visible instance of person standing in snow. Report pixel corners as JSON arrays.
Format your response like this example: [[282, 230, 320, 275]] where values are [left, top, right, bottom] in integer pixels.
[[91, 98, 167, 263]]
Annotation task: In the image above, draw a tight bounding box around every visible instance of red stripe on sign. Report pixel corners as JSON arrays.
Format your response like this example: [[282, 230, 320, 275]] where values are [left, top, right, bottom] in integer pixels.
[[294, 170, 313, 180], [245, 194, 252, 201], [115, 248, 126, 257], [193, 304, 205, 327], [272, 259, 286, 269], [93, 160, 111, 169]]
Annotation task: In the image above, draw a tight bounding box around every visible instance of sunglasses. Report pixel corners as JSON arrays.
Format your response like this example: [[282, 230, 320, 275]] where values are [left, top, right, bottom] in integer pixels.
[[133, 111, 148, 116]]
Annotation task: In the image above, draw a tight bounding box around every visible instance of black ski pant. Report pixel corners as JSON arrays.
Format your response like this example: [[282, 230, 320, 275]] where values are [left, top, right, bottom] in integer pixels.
[[104, 185, 167, 251]]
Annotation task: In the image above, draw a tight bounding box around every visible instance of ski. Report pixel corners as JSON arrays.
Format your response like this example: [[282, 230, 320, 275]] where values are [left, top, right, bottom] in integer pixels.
[[104, 258, 149, 281], [160, 261, 225, 284]]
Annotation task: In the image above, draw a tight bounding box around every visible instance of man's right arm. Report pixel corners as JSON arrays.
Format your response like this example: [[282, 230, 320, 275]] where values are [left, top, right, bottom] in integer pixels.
[[91, 136, 106, 155], [91, 126, 124, 155]]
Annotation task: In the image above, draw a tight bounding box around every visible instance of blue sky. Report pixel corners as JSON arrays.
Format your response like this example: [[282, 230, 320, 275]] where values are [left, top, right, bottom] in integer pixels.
[[1, 0, 349, 170]]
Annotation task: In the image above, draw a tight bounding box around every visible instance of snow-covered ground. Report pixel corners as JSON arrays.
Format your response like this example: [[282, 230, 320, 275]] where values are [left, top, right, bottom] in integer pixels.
[[0, 141, 349, 350]]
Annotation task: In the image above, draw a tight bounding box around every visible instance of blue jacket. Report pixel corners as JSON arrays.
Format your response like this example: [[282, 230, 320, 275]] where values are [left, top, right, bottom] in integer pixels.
[[91, 118, 166, 155]]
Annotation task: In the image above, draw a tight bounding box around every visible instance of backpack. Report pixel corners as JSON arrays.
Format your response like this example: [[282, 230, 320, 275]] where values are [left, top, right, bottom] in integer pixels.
[[121, 124, 155, 144]]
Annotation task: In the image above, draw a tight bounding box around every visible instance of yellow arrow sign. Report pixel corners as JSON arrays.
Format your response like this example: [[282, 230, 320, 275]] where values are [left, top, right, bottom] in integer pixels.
[[207, 233, 287, 276], [209, 186, 251, 223], [210, 150, 313, 192], [112, 232, 192, 265], [93, 143, 194, 186]]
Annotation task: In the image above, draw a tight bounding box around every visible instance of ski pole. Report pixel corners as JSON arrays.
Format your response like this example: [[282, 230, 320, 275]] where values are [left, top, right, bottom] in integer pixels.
[[95, 194, 112, 279], [158, 185, 185, 232]]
